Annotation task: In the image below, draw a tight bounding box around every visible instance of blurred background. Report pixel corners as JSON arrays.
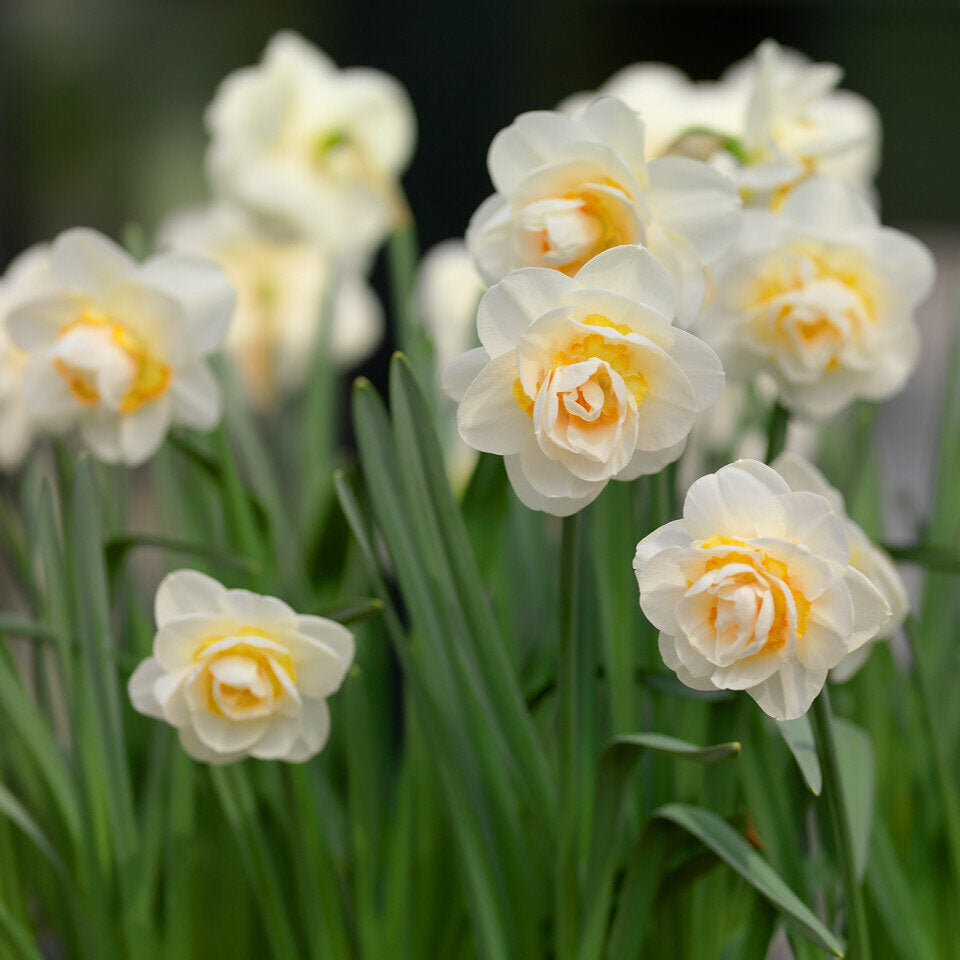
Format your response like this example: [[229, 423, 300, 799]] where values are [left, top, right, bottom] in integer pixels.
[[0, 0, 957, 534]]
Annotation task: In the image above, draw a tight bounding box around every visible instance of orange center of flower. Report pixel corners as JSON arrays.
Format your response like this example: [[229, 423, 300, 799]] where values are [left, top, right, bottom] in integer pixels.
[[513, 314, 648, 418], [53, 309, 172, 414]]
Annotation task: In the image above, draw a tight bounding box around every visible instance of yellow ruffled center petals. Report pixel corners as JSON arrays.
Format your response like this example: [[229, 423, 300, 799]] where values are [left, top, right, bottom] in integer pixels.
[[513, 314, 647, 419], [194, 634, 297, 722], [697, 535, 810, 653], [745, 244, 877, 370], [53, 309, 172, 414]]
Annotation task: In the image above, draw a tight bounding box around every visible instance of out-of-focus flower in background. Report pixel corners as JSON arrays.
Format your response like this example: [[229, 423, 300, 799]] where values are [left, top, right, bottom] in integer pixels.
[[205, 30, 416, 257], [634, 459, 891, 720], [444, 245, 724, 516], [6, 228, 234, 466], [564, 39, 880, 209], [466, 97, 741, 325], [159, 203, 382, 410], [772, 451, 909, 682], [700, 176, 935, 419], [0, 244, 51, 471], [128, 569, 354, 764]]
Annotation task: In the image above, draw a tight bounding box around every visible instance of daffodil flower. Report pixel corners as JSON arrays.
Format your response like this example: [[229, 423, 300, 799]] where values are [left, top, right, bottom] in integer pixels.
[[128, 570, 354, 764], [6, 228, 233, 465], [700, 176, 935, 419], [444, 245, 724, 516], [634, 459, 890, 720]]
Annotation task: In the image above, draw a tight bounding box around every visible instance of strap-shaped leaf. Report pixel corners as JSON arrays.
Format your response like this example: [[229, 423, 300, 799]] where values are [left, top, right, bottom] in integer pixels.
[[833, 718, 874, 881], [652, 803, 844, 957], [777, 715, 822, 795]]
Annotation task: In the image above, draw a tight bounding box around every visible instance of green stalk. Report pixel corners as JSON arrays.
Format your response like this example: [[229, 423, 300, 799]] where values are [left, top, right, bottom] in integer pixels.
[[810, 688, 871, 960], [765, 402, 790, 464], [556, 512, 584, 960]]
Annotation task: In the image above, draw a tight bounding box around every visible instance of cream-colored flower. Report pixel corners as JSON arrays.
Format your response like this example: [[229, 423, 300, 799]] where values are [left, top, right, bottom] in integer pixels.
[[0, 245, 51, 471], [634, 459, 890, 720], [416, 239, 486, 488], [128, 570, 354, 764], [6, 228, 233, 466], [206, 31, 416, 255], [159, 203, 382, 409], [772, 451, 908, 681], [443, 245, 724, 516], [563, 40, 880, 207], [700, 177, 935, 419], [466, 97, 741, 325]]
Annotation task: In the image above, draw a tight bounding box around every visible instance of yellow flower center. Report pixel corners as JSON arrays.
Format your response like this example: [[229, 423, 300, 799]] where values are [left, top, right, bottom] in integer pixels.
[[53, 309, 172, 414], [513, 313, 648, 419], [699, 534, 810, 651]]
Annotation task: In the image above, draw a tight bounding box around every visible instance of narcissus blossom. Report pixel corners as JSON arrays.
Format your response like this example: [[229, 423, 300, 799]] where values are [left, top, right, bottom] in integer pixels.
[[206, 31, 416, 255], [443, 245, 724, 516], [6, 228, 233, 466], [773, 451, 908, 681], [634, 459, 890, 720], [564, 40, 880, 208], [466, 97, 741, 325], [0, 245, 51, 471], [128, 570, 354, 764], [700, 177, 935, 419], [159, 203, 382, 409]]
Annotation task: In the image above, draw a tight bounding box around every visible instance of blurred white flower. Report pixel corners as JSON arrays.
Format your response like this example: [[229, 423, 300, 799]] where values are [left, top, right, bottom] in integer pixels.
[[415, 239, 485, 488], [206, 31, 416, 255], [159, 203, 382, 409], [443, 245, 724, 516], [700, 177, 935, 419], [129, 570, 354, 764], [0, 245, 51, 471], [6, 228, 233, 466], [466, 97, 741, 325], [634, 459, 890, 720], [563, 40, 880, 207], [772, 451, 909, 681]]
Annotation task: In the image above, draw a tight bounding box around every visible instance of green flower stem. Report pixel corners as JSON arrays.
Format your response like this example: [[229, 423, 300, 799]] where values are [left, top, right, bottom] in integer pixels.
[[765, 402, 790, 464], [810, 687, 872, 960], [556, 512, 583, 960]]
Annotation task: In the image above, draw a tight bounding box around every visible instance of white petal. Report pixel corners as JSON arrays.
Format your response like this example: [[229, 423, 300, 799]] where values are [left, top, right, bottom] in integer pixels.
[[50, 228, 137, 299], [7, 295, 87, 352], [477, 268, 579, 358], [578, 97, 647, 169], [776, 491, 849, 564], [645, 225, 706, 327], [504, 450, 602, 516], [487, 110, 585, 194], [748, 661, 827, 721], [457, 352, 531, 455], [666, 329, 724, 412], [283, 697, 331, 762], [633, 521, 691, 573], [170, 362, 222, 431], [154, 613, 229, 671], [635, 547, 688, 634], [118, 395, 172, 466], [797, 577, 854, 671], [222, 588, 298, 628], [178, 721, 250, 765], [573, 244, 675, 318], [874, 228, 935, 306], [441, 347, 488, 402], [779, 176, 878, 235], [155, 569, 230, 627], [127, 657, 165, 719], [615, 436, 687, 480], [683, 461, 785, 540], [843, 565, 890, 652], [191, 709, 270, 755], [770, 452, 844, 514], [646, 156, 741, 264]]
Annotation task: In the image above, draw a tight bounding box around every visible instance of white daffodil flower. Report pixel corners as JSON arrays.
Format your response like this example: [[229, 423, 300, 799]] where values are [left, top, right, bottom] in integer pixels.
[[466, 97, 741, 326], [700, 176, 935, 419], [634, 459, 890, 720], [159, 203, 382, 409], [772, 451, 909, 681], [0, 244, 51, 471], [128, 570, 354, 764], [443, 245, 724, 516], [563, 40, 880, 208], [206, 31, 416, 255], [415, 239, 486, 488], [6, 228, 234, 466]]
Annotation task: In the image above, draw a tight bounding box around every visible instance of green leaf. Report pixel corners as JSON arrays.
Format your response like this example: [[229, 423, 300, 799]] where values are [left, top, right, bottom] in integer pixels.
[[776, 715, 822, 795], [833, 718, 874, 881], [580, 735, 740, 960], [0, 896, 43, 960], [314, 596, 383, 626], [652, 803, 844, 957], [104, 533, 259, 577], [881, 544, 960, 572], [0, 781, 66, 878], [0, 616, 59, 644]]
